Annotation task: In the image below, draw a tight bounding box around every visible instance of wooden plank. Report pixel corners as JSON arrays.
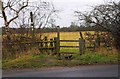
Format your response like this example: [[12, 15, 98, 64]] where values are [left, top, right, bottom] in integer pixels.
[[2, 40, 56, 45], [21, 42, 32, 44], [86, 46, 95, 48], [36, 41, 55, 43], [60, 46, 79, 48], [60, 40, 79, 42], [39, 47, 55, 49], [60, 52, 79, 54]]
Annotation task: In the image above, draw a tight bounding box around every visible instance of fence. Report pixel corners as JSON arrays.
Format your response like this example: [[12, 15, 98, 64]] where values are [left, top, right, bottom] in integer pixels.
[[2, 26, 113, 59], [2, 37, 58, 58], [2, 26, 87, 59]]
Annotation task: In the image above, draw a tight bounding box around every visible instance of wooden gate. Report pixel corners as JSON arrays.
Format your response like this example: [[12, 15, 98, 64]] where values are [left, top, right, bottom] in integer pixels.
[[60, 39, 85, 55], [56, 26, 85, 57]]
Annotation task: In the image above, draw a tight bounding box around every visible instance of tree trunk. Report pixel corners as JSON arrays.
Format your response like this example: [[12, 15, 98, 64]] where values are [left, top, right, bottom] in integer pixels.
[[5, 22, 11, 41]]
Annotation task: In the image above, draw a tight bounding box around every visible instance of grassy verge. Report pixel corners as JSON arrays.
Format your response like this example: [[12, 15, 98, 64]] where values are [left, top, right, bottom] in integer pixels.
[[2, 51, 118, 70], [60, 48, 79, 53]]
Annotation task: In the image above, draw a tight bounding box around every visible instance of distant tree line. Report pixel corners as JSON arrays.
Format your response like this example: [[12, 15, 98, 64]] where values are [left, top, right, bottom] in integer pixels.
[[1, 25, 107, 35]]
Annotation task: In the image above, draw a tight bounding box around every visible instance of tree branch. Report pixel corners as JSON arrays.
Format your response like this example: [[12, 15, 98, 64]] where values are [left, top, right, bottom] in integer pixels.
[[8, 0, 29, 25]]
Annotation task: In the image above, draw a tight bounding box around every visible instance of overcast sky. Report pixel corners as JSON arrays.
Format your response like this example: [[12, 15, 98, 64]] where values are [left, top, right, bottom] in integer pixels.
[[0, 0, 119, 27], [46, 0, 119, 27]]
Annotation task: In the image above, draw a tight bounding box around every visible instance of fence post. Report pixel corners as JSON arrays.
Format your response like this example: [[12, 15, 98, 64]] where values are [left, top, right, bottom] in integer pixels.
[[50, 38, 54, 54], [95, 34, 100, 48], [30, 12, 35, 46], [57, 26, 60, 57], [79, 31, 83, 39], [39, 39, 43, 53], [44, 36, 48, 54], [40, 39, 43, 47], [44, 36, 48, 47], [54, 37, 57, 55], [79, 38, 85, 55]]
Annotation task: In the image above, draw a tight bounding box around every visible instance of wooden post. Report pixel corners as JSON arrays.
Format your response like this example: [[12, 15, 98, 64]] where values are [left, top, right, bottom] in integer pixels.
[[38, 39, 43, 53], [96, 34, 100, 48], [79, 31, 83, 39], [57, 26, 60, 57], [79, 31, 85, 55], [40, 39, 43, 47], [54, 37, 57, 55], [79, 38, 82, 55], [44, 36, 48, 47], [50, 38, 54, 54], [50, 39, 54, 47], [79, 38, 85, 55], [44, 36, 48, 54], [30, 12, 35, 45]]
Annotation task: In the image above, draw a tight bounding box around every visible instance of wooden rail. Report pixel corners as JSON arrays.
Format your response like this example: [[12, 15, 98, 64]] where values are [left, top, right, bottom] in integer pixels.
[[61, 52, 79, 54], [60, 40, 79, 42], [60, 46, 79, 48]]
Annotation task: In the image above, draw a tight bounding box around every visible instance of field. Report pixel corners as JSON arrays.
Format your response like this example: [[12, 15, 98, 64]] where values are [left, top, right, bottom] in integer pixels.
[[40, 31, 95, 40]]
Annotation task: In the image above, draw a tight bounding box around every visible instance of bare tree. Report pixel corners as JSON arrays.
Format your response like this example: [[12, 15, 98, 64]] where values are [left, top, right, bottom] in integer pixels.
[[75, 1, 120, 50], [12, 1, 59, 37], [74, 11, 92, 27], [14, 6, 29, 35], [0, 0, 29, 37], [28, 1, 59, 29], [21, 1, 59, 39], [17, 8, 29, 29]]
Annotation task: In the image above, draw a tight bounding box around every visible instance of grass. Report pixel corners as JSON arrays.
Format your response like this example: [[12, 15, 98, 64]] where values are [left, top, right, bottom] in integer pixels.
[[2, 50, 118, 69], [60, 48, 79, 53], [74, 52, 118, 64], [3, 54, 48, 69]]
